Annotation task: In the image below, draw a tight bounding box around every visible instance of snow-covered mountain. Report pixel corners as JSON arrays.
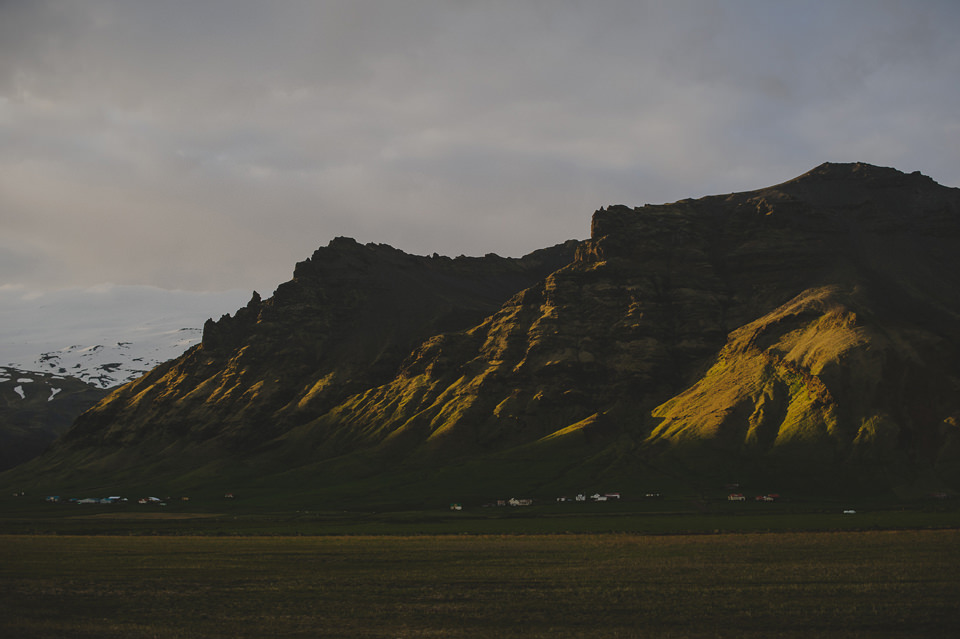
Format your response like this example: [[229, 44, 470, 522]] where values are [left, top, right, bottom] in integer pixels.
[[1, 285, 251, 388], [31, 329, 204, 388]]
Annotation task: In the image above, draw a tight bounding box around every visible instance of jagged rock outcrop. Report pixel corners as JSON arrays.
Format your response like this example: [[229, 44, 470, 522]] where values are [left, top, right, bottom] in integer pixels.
[[12, 162, 960, 497]]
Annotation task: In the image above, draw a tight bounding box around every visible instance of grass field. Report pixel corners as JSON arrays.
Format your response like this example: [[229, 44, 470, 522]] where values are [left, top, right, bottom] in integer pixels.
[[1, 530, 958, 638]]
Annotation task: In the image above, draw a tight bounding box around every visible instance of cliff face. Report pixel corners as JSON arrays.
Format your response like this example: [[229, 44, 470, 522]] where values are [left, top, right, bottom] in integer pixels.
[[23, 163, 960, 497], [60, 238, 579, 451]]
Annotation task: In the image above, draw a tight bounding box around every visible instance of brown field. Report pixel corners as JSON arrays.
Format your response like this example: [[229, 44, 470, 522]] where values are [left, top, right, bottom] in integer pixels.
[[1, 530, 958, 638]]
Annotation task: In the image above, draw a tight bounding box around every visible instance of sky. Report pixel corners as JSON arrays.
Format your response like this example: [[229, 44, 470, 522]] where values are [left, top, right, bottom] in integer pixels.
[[2, 0, 959, 297]]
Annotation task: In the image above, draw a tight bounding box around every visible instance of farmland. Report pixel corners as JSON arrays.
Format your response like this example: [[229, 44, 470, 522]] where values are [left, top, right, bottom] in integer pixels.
[[2, 530, 958, 638]]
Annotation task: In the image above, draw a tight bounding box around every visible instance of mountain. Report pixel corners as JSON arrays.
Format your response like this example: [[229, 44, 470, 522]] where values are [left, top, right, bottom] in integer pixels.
[[7, 163, 960, 502], [0, 367, 107, 472], [0, 287, 250, 471], [28, 331, 203, 389], [58, 238, 579, 444], [1, 285, 251, 388]]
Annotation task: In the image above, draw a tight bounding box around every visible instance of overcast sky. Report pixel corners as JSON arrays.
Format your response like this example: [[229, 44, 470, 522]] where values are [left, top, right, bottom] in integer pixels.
[[2, 0, 959, 296]]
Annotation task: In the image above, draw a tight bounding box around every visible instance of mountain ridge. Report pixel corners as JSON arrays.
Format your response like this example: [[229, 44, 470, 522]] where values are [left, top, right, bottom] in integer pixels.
[[58, 239, 580, 452], [7, 162, 960, 501]]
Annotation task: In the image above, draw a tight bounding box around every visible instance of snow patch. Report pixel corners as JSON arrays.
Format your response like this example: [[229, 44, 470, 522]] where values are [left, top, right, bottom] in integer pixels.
[[13, 385, 25, 399], [17, 377, 33, 383], [48, 387, 62, 401]]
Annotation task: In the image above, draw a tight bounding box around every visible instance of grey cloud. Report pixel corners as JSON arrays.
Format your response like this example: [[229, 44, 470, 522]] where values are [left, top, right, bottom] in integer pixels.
[[1, 1, 959, 295]]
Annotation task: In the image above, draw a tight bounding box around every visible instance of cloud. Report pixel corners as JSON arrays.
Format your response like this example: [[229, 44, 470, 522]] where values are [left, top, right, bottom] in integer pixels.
[[2, 1, 959, 294]]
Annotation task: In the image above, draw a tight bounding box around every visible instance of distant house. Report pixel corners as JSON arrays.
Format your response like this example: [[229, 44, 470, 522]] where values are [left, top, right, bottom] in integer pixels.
[[45, 496, 60, 503], [224, 493, 235, 499], [604, 493, 621, 500], [508, 498, 533, 507], [575, 494, 586, 502], [449, 503, 462, 511], [843, 509, 857, 515], [591, 493, 607, 502], [727, 493, 746, 501]]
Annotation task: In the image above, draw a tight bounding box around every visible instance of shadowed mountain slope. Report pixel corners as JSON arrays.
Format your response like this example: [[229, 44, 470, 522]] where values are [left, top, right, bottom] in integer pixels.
[[0, 368, 107, 472], [9, 163, 960, 500]]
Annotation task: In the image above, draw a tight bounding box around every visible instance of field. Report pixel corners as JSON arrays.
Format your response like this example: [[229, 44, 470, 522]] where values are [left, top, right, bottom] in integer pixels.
[[2, 495, 959, 637], [1, 530, 958, 638]]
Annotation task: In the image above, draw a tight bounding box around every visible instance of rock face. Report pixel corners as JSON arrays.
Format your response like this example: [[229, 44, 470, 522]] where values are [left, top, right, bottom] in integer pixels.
[[15, 163, 960, 497]]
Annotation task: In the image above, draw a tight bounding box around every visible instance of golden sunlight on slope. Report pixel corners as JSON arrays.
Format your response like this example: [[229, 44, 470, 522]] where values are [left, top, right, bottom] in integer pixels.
[[647, 286, 901, 458]]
